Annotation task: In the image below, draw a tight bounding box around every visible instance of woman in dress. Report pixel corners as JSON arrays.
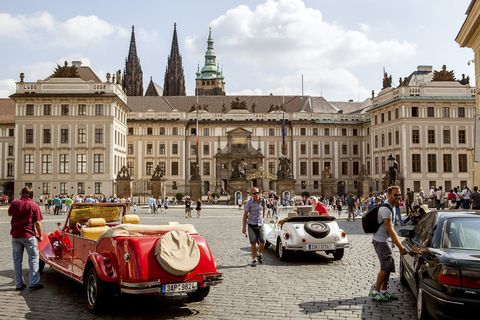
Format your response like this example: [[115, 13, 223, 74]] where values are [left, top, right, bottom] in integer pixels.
[[196, 199, 202, 218]]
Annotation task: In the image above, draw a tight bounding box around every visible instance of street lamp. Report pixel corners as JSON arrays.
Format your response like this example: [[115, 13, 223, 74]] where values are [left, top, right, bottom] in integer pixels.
[[387, 154, 396, 187]]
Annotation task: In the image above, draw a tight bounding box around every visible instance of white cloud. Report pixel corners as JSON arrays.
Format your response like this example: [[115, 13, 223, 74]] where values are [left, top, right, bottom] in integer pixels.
[[185, 0, 416, 100], [0, 79, 16, 98], [0, 12, 125, 48]]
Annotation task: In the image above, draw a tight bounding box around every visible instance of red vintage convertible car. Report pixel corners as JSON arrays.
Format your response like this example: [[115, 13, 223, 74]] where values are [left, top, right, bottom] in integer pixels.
[[38, 203, 222, 311]]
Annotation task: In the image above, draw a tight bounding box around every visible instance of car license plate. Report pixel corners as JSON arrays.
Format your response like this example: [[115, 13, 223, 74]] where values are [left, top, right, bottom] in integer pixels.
[[162, 282, 198, 293], [307, 243, 335, 250]]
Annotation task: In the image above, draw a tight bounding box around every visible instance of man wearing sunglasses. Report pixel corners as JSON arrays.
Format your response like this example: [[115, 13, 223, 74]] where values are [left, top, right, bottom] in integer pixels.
[[371, 186, 407, 302], [242, 187, 266, 267]]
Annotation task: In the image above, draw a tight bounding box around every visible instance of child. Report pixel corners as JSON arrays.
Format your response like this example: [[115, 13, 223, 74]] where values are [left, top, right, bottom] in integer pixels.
[[133, 202, 137, 214]]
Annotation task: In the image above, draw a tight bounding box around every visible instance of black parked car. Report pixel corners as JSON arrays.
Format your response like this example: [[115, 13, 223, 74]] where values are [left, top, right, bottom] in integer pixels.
[[398, 210, 480, 320]]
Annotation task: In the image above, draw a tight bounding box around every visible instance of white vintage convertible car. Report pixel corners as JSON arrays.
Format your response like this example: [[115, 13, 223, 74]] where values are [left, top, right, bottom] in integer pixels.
[[264, 205, 349, 261]]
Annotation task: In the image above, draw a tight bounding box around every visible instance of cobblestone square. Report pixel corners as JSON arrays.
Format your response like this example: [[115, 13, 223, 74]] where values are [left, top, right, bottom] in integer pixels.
[[0, 205, 417, 319]]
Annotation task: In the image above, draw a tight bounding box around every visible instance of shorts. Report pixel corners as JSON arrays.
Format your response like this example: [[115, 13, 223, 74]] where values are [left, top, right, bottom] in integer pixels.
[[247, 224, 265, 245], [372, 240, 395, 273]]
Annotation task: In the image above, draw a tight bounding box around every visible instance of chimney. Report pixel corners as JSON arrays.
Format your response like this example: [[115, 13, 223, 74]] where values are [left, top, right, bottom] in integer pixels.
[[72, 61, 82, 68], [417, 65, 432, 72]]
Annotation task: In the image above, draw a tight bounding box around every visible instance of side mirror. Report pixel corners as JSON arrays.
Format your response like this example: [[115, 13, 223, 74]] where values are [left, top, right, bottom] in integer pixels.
[[398, 229, 414, 238]]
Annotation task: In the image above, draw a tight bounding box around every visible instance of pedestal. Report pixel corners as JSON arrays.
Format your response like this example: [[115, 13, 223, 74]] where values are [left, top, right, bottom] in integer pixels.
[[190, 179, 202, 202], [151, 178, 166, 199], [276, 179, 296, 198], [116, 179, 131, 198], [321, 179, 335, 198], [356, 179, 370, 197]]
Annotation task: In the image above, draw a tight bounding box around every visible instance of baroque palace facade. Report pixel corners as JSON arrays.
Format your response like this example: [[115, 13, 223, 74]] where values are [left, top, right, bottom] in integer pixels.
[[0, 25, 476, 199]]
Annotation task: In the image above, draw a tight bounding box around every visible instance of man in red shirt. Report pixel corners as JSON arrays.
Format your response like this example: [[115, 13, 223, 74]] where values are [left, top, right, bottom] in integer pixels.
[[8, 186, 44, 290], [310, 196, 329, 216]]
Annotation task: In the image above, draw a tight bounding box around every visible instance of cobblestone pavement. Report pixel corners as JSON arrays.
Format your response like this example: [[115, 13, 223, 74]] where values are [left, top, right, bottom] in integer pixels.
[[0, 205, 417, 319]]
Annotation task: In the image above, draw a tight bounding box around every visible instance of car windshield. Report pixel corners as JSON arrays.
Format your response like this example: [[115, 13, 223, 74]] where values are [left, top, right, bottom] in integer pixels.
[[276, 206, 313, 220], [68, 205, 125, 226], [444, 218, 480, 250]]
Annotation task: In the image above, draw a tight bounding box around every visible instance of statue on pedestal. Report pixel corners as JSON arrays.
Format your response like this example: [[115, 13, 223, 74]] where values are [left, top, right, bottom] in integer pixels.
[[116, 166, 130, 180], [230, 158, 247, 179], [152, 164, 163, 179], [277, 153, 293, 179]]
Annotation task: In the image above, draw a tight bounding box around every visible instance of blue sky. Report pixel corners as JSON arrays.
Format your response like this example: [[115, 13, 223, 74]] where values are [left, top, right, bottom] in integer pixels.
[[0, 0, 474, 101]]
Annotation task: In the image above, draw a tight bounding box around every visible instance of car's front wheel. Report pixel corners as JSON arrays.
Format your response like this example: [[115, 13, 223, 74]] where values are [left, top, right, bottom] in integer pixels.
[[277, 239, 290, 261], [187, 285, 210, 301], [85, 268, 108, 312], [332, 249, 344, 260], [417, 287, 432, 320]]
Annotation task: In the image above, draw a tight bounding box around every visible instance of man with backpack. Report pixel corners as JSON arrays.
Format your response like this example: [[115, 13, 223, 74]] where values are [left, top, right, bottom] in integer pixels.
[[371, 186, 407, 302], [346, 194, 356, 221]]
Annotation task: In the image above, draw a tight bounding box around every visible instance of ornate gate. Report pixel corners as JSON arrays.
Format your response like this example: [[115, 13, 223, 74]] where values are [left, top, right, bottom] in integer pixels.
[[132, 178, 151, 205]]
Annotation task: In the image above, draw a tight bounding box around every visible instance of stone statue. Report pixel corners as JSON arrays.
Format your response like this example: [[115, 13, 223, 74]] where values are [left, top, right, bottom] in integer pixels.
[[230, 97, 248, 110], [459, 74, 470, 85], [222, 103, 227, 113], [321, 166, 333, 180], [359, 165, 367, 179], [52, 61, 79, 78], [277, 153, 293, 179], [268, 104, 275, 112], [152, 164, 163, 179], [389, 159, 399, 185], [20, 73, 24, 82], [116, 166, 130, 179], [433, 65, 455, 81], [251, 103, 256, 113], [191, 162, 200, 178], [116, 70, 122, 84], [371, 90, 375, 98], [106, 73, 111, 83], [382, 70, 392, 89], [230, 157, 247, 179], [112, 73, 116, 83]]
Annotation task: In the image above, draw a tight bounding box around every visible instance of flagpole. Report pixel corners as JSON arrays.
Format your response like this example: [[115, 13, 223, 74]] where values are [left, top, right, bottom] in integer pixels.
[[282, 89, 286, 154], [196, 94, 199, 168]]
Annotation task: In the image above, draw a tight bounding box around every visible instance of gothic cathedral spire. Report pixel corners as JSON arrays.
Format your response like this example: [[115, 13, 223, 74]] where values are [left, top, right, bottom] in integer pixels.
[[122, 25, 144, 96], [163, 23, 186, 96]]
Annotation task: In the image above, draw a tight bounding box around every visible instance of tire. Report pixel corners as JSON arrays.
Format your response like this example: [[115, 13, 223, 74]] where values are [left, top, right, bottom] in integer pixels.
[[39, 260, 45, 272], [304, 221, 330, 238], [399, 259, 408, 286], [417, 287, 433, 320], [277, 238, 290, 261], [332, 248, 344, 260], [187, 286, 210, 302], [85, 268, 109, 312]]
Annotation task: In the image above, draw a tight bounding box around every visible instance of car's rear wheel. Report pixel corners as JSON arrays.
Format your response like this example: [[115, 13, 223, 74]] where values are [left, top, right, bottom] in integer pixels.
[[39, 260, 45, 272], [417, 287, 432, 320], [187, 285, 210, 302], [85, 268, 108, 312], [304, 221, 330, 238], [277, 238, 290, 261], [332, 249, 344, 260], [399, 259, 408, 286]]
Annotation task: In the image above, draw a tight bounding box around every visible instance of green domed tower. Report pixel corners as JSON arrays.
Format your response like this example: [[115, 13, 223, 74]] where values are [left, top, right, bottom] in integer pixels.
[[195, 27, 225, 96]]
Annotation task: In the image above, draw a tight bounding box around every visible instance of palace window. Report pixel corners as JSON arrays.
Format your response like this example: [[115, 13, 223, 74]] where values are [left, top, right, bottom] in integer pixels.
[[203, 144, 209, 155], [95, 129, 103, 143], [427, 154, 437, 172], [458, 107, 465, 117], [95, 182, 102, 195], [313, 162, 319, 175], [269, 144, 275, 155], [78, 129, 86, 143], [78, 104, 86, 115], [44, 129, 51, 143], [443, 130, 451, 144], [78, 182, 85, 195], [412, 107, 419, 117], [159, 144, 165, 154], [42, 154, 52, 174], [146, 162, 153, 175], [443, 154, 452, 172], [300, 162, 307, 175], [77, 154, 87, 174], [147, 144, 153, 155], [203, 162, 210, 175], [313, 144, 318, 155], [61, 104, 69, 116], [61, 129, 69, 143], [147, 127, 153, 135], [459, 130, 466, 144], [128, 144, 134, 154], [427, 107, 435, 117], [172, 144, 178, 154], [26, 104, 34, 115], [412, 154, 421, 172], [60, 154, 69, 174], [25, 129, 33, 144], [428, 130, 435, 144], [171, 162, 179, 175], [459, 154, 468, 172], [95, 104, 103, 116], [94, 154, 104, 174], [44, 104, 51, 115]]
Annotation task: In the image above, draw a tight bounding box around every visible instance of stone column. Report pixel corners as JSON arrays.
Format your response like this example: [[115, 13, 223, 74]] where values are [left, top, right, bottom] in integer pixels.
[[116, 166, 131, 198], [190, 177, 202, 203]]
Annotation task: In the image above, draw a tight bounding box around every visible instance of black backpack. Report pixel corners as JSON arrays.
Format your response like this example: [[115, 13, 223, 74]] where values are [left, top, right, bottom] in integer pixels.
[[362, 203, 393, 233]]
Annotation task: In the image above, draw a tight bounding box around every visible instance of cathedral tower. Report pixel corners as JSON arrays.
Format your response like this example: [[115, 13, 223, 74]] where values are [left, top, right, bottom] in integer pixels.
[[122, 26, 144, 96], [163, 23, 186, 96], [195, 27, 225, 96]]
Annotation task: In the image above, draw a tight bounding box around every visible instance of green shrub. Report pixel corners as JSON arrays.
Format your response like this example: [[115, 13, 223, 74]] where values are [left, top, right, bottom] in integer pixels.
[[175, 192, 184, 201], [211, 191, 220, 199]]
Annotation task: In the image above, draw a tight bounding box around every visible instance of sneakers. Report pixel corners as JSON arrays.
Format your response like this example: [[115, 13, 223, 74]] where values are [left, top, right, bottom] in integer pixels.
[[251, 259, 257, 267], [382, 291, 398, 300], [371, 292, 389, 302], [29, 284, 44, 290], [257, 254, 263, 264]]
